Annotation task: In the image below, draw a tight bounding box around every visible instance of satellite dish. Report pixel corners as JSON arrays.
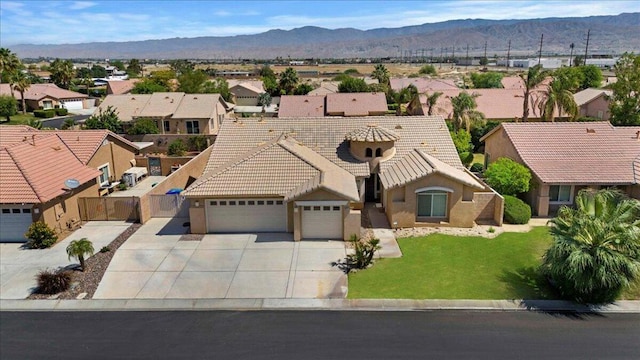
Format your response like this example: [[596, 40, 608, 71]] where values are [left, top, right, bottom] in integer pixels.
[[64, 178, 80, 189]]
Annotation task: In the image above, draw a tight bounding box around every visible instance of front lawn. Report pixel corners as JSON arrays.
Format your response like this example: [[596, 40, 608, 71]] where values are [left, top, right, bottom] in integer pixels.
[[0, 113, 38, 125], [348, 227, 555, 299]]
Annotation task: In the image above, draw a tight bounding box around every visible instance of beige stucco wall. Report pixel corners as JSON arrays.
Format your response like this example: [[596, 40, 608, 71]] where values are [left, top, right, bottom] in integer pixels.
[[37, 180, 99, 236], [579, 95, 611, 120], [189, 206, 206, 234], [349, 140, 395, 162], [344, 209, 361, 240], [231, 86, 261, 106], [88, 139, 136, 182], [157, 118, 214, 135], [483, 127, 524, 167]]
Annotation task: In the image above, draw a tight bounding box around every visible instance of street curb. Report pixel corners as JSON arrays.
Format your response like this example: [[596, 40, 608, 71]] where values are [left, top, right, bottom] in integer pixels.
[[2, 299, 639, 313]]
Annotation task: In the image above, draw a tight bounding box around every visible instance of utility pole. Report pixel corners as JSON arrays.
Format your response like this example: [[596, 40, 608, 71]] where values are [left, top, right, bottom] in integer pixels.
[[538, 34, 544, 66], [440, 47, 443, 68], [466, 44, 469, 67], [584, 29, 591, 64], [484, 41, 487, 61], [506, 39, 511, 72], [569, 43, 574, 67]]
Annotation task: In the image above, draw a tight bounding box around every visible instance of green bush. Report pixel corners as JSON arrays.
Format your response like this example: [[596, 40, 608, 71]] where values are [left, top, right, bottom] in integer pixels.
[[55, 108, 68, 116], [387, 103, 399, 111], [503, 195, 531, 224], [187, 135, 208, 152], [25, 222, 58, 249], [470, 163, 484, 172], [345, 235, 381, 271], [36, 269, 71, 294], [419, 64, 437, 76], [100, 246, 111, 253], [167, 139, 186, 156], [127, 118, 159, 135], [39, 109, 55, 118], [33, 109, 46, 118], [484, 157, 532, 195]]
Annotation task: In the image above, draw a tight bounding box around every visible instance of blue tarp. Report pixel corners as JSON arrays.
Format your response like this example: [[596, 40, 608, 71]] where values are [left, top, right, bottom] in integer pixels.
[[166, 188, 183, 194]]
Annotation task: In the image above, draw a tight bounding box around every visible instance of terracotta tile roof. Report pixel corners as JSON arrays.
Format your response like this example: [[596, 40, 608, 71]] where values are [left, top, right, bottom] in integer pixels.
[[106, 79, 140, 95], [97, 94, 151, 121], [227, 80, 265, 92], [390, 78, 458, 92], [0, 133, 100, 204], [47, 130, 138, 164], [501, 77, 525, 89], [278, 95, 325, 117], [484, 121, 640, 184], [172, 94, 222, 119], [345, 124, 400, 142], [325, 93, 387, 116], [0, 125, 39, 148], [380, 149, 484, 190], [0, 83, 87, 101], [573, 88, 613, 106]]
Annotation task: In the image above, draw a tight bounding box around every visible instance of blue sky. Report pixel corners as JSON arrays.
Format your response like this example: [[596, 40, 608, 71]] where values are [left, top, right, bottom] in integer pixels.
[[1, 0, 639, 46]]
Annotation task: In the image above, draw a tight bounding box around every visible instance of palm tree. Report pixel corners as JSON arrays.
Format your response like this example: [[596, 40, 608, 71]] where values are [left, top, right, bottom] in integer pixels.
[[11, 71, 31, 114], [50, 58, 75, 89], [278, 67, 299, 95], [0, 48, 21, 86], [451, 92, 485, 133], [424, 91, 443, 116], [371, 64, 390, 85], [542, 189, 640, 304], [66, 238, 95, 272], [519, 64, 548, 122], [535, 79, 578, 122]]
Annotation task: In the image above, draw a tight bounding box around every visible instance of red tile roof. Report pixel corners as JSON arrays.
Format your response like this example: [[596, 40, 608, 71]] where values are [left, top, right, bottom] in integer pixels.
[[278, 95, 325, 117], [325, 93, 387, 116], [484, 122, 640, 185], [0, 83, 87, 101], [106, 79, 140, 95], [390, 78, 458, 92], [46, 130, 138, 164]]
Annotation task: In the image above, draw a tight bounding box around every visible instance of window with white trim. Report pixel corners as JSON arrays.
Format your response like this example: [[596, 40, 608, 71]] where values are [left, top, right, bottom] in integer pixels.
[[186, 120, 200, 134], [416, 190, 448, 217], [549, 185, 572, 203], [98, 164, 110, 185]]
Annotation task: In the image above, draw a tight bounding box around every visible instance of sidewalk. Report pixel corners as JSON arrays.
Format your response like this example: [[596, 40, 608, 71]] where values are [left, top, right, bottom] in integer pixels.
[[2, 298, 639, 313]]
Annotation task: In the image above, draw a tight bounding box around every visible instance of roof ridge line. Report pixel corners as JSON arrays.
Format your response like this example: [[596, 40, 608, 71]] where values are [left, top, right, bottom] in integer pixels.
[[5, 146, 44, 203], [55, 133, 85, 164]]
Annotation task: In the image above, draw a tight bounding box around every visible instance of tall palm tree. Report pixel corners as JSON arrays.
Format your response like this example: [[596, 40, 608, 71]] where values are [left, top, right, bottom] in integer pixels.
[[535, 79, 579, 122], [371, 63, 390, 85], [66, 238, 95, 272], [278, 67, 299, 95], [424, 91, 443, 116], [0, 48, 21, 86], [11, 71, 31, 114], [451, 92, 485, 133], [50, 58, 75, 89], [543, 189, 640, 303], [519, 64, 548, 122]]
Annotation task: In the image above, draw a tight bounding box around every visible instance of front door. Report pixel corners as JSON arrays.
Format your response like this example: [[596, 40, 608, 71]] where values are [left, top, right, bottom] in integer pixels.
[[365, 173, 379, 202]]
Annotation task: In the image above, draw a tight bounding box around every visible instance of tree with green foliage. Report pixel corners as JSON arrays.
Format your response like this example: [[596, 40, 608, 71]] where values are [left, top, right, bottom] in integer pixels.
[[262, 75, 279, 97], [578, 65, 603, 89], [536, 78, 578, 122], [542, 189, 640, 303], [11, 70, 30, 114], [177, 69, 209, 93], [127, 59, 142, 77], [388, 85, 419, 115], [0, 95, 17, 122], [520, 64, 548, 122], [91, 65, 107, 78], [84, 106, 122, 133], [25, 222, 58, 249], [149, 69, 176, 89], [573, 55, 584, 67], [338, 77, 369, 93], [0, 48, 21, 85], [26, 118, 42, 129], [131, 79, 168, 94], [168, 138, 186, 156], [371, 64, 390, 85], [169, 60, 194, 76], [609, 53, 640, 126], [424, 91, 443, 116], [470, 72, 504, 88], [484, 157, 532, 195], [479, 57, 489, 66], [257, 92, 272, 107], [259, 65, 275, 78], [110, 60, 125, 71], [201, 77, 231, 101], [278, 67, 299, 95], [294, 83, 314, 95], [553, 66, 583, 93], [344, 68, 360, 75], [66, 238, 94, 272], [127, 118, 159, 135], [450, 129, 474, 167], [61, 118, 76, 130], [76, 67, 91, 79], [418, 64, 437, 76], [451, 92, 484, 132], [50, 59, 74, 89]]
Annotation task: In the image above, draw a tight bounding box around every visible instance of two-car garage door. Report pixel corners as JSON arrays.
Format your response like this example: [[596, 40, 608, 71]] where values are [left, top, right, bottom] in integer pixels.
[[0, 206, 33, 242], [206, 199, 287, 233]]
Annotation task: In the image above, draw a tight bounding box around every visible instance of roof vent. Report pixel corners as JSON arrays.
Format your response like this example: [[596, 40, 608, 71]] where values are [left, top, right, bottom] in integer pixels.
[[165, 96, 169, 99], [395, 125, 403, 130], [131, 97, 136, 100], [352, 98, 357, 101], [586, 128, 596, 134], [193, 96, 198, 99], [304, 99, 309, 102]]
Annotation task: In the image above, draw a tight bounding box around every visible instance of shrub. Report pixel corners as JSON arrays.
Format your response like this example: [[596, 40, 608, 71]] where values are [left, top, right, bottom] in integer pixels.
[[187, 135, 208, 152], [503, 195, 531, 224], [346, 235, 381, 270], [25, 222, 58, 249], [487, 226, 496, 233], [100, 246, 111, 253], [419, 64, 437, 76], [36, 269, 71, 294], [127, 118, 159, 135], [34, 109, 55, 118], [168, 139, 186, 156], [470, 162, 484, 173], [450, 129, 474, 167], [484, 157, 532, 196], [55, 108, 68, 116]]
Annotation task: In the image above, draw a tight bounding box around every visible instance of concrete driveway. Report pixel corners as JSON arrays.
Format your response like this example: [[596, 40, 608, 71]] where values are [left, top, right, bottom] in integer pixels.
[[94, 218, 348, 299], [0, 221, 131, 299]]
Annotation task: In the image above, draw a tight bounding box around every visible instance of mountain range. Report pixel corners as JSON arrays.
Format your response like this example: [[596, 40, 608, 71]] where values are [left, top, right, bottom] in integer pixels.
[[9, 13, 640, 59]]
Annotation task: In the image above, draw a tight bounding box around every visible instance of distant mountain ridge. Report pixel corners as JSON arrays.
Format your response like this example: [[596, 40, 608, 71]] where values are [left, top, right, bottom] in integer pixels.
[[8, 13, 640, 59]]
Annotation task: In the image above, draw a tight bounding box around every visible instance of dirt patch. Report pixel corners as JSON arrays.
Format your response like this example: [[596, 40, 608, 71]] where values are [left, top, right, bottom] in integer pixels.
[[28, 223, 141, 300]]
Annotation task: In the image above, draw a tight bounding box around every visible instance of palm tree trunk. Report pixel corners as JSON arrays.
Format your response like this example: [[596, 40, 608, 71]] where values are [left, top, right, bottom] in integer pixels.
[[79, 255, 86, 271], [522, 89, 529, 122], [20, 91, 26, 114]]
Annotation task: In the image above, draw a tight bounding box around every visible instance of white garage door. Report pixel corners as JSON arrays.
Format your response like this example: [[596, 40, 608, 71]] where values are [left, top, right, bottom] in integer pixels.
[[301, 205, 343, 240], [0, 206, 33, 242], [61, 100, 83, 110], [206, 199, 286, 233]]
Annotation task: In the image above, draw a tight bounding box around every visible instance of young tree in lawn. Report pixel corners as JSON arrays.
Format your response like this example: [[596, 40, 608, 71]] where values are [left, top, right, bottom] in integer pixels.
[[609, 53, 640, 126], [66, 238, 95, 272], [0, 95, 17, 122]]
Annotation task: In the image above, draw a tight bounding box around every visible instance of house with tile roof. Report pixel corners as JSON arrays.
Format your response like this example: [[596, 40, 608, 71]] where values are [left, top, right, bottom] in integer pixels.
[[0, 83, 89, 111], [229, 81, 265, 106], [573, 88, 613, 121], [97, 92, 232, 135], [183, 116, 503, 240], [106, 79, 140, 95], [482, 121, 640, 216], [390, 78, 459, 93], [0, 126, 141, 241], [278, 93, 388, 118]]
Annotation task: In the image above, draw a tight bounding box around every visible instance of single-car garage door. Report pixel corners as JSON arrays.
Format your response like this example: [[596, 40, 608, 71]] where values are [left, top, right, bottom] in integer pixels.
[[206, 199, 286, 233], [301, 205, 343, 240], [0, 206, 33, 242]]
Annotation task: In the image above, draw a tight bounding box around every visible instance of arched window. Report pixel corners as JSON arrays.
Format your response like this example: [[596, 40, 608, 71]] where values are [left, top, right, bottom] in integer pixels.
[[365, 148, 373, 157], [375, 148, 382, 157]]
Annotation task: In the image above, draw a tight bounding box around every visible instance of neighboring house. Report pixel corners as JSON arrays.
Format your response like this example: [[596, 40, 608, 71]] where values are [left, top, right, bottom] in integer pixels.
[[278, 93, 388, 118], [573, 88, 613, 120], [106, 79, 140, 95], [97, 92, 233, 135], [229, 82, 265, 106], [308, 81, 339, 96], [0, 83, 88, 111], [500, 76, 525, 90], [183, 116, 503, 241], [390, 78, 458, 92], [482, 121, 640, 216]]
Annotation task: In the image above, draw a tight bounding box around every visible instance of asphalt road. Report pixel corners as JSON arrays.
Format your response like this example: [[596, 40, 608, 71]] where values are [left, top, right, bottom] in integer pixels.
[[1, 310, 639, 359]]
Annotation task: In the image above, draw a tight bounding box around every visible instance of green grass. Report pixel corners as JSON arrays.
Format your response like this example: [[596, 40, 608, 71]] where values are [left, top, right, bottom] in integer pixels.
[[348, 227, 555, 299], [0, 113, 38, 126], [472, 153, 485, 166]]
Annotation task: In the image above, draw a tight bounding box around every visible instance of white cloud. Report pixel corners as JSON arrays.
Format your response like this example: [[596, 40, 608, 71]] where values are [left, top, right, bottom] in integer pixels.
[[69, 1, 97, 10], [0, 1, 32, 17], [214, 10, 231, 17]]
